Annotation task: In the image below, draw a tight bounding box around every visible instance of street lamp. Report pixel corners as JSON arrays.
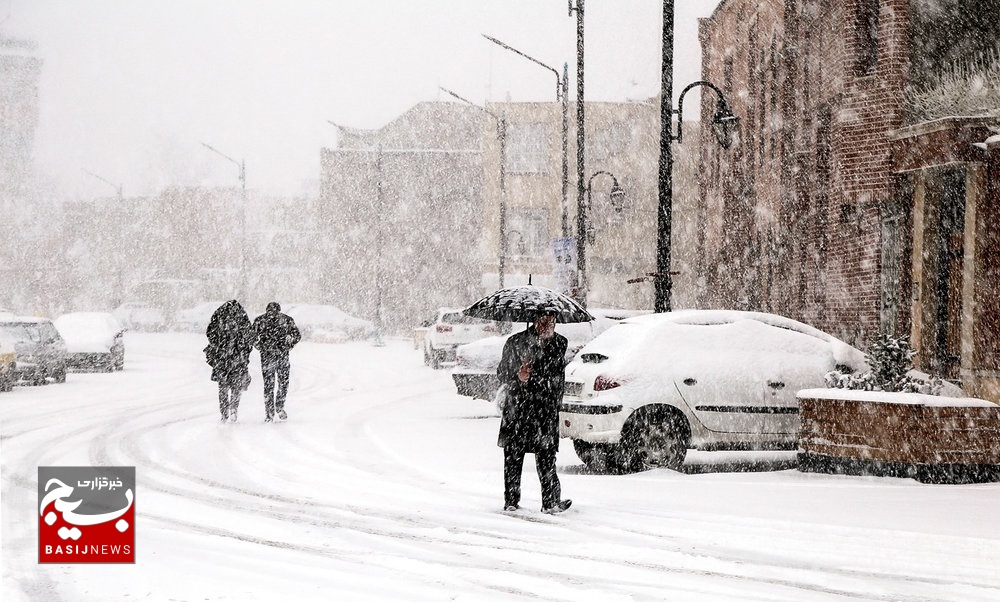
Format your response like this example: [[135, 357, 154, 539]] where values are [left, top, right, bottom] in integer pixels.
[[580, 171, 625, 294], [482, 34, 570, 238], [82, 169, 123, 200], [656, 0, 739, 313], [568, 0, 587, 307], [439, 86, 508, 289], [200, 142, 248, 304]]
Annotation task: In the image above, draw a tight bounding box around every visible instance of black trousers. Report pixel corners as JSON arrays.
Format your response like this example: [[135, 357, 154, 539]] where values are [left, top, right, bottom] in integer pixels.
[[261, 353, 290, 418], [218, 385, 241, 418], [503, 446, 561, 509]]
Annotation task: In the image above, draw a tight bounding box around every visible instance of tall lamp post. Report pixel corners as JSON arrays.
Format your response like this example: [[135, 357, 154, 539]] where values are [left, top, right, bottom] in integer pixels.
[[440, 86, 508, 289], [580, 170, 625, 296], [656, 0, 738, 313], [568, 0, 587, 306], [482, 34, 569, 238], [82, 169, 123, 200], [201, 142, 248, 303]]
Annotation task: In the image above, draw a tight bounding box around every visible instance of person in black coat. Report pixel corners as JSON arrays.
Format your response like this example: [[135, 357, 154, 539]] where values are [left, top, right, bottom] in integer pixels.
[[496, 312, 572, 513], [251, 302, 301, 422], [204, 300, 253, 422]]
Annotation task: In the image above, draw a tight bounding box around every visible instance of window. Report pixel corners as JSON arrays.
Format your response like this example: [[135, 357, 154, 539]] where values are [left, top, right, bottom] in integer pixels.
[[506, 208, 549, 258], [855, 0, 879, 75], [505, 123, 551, 174], [588, 121, 630, 161]]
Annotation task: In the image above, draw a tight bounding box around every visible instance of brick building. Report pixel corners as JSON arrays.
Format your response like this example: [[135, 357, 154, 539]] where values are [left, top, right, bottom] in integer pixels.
[[697, 0, 999, 400]]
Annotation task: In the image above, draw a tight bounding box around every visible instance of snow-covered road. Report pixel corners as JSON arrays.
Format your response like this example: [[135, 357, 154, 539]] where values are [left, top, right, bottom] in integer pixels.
[[3, 333, 999, 601]]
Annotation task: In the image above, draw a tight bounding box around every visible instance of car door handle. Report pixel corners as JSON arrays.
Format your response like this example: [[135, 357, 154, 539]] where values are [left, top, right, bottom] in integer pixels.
[[767, 381, 785, 389]]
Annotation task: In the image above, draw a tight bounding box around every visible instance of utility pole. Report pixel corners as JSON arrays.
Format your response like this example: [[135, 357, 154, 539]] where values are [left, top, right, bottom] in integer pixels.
[[569, 0, 586, 307], [655, 0, 675, 313]]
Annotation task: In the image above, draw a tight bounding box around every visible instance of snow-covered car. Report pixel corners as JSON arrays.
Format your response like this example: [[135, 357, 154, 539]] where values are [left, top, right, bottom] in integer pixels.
[[174, 301, 226, 333], [113, 300, 167, 332], [0, 316, 68, 385], [451, 309, 648, 399], [424, 308, 500, 369], [0, 331, 15, 392], [284, 303, 374, 343], [54, 312, 126, 372], [560, 310, 964, 474]]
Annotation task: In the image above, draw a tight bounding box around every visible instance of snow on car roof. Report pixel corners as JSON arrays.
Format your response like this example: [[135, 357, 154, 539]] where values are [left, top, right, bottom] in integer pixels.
[[578, 311, 865, 376], [612, 310, 865, 368], [0, 315, 53, 324]]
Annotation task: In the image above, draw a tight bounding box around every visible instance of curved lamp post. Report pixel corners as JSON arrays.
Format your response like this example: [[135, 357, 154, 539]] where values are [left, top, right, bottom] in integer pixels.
[[482, 34, 570, 239], [579, 170, 625, 296], [440, 86, 508, 289], [673, 80, 739, 148], [200, 142, 248, 304], [656, 0, 740, 313]]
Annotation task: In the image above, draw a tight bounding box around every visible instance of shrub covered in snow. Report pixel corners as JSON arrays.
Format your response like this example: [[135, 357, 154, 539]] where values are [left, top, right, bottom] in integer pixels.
[[825, 332, 944, 395], [910, 51, 1000, 122]]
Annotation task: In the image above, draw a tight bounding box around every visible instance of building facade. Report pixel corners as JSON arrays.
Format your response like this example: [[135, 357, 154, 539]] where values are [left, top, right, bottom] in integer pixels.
[[319, 102, 485, 334], [476, 99, 701, 311], [697, 0, 1000, 400]]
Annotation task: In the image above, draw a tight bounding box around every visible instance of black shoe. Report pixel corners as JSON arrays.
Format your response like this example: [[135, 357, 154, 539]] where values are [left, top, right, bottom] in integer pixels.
[[503, 504, 519, 512], [264, 415, 274, 423], [541, 499, 572, 514]]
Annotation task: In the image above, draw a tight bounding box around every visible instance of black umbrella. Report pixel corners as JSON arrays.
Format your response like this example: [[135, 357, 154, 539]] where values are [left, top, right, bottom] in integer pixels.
[[462, 285, 594, 324]]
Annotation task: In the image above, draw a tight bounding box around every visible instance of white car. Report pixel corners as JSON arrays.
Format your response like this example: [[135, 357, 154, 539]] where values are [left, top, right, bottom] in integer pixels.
[[284, 303, 374, 343], [113, 300, 167, 332], [54, 312, 126, 372], [452, 309, 649, 399], [560, 310, 963, 473], [423, 308, 499, 369], [174, 301, 226, 333]]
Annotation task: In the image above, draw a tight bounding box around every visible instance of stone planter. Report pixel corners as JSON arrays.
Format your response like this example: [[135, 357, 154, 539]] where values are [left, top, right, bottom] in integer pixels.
[[797, 389, 1000, 484]]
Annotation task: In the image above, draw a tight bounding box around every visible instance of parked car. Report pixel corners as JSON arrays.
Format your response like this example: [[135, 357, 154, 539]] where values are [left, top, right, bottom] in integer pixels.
[[0, 331, 15, 392], [451, 309, 648, 399], [113, 300, 167, 332], [0, 315, 68, 385], [54, 312, 126, 372], [559, 310, 964, 474], [284, 303, 374, 343], [174, 301, 226, 333], [424, 308, 500, 369], [113, 278, 205, 331]]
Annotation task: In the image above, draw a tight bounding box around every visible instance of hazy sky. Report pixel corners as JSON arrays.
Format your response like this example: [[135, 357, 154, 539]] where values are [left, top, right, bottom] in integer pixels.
[[4, 0, 721, 198]]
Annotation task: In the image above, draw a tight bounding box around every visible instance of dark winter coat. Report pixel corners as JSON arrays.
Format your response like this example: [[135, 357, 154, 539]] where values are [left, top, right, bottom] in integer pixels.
[[251, 308, 301, 359], [496, 326, 568, 453], [204, 300, 253, 390]]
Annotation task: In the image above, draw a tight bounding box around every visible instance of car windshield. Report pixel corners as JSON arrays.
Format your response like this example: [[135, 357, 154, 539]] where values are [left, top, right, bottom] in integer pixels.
[[0, 323, 42, 343]]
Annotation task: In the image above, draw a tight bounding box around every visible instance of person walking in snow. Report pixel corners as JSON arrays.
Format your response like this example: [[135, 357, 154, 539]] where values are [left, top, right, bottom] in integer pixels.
[[496, 311, 572, 514], [251, 302, 301, 422], [204, 300, 254, 422]]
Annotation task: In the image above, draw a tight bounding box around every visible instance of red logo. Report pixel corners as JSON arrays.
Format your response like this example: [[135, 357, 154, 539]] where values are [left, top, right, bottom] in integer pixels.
[[38, 467, 135, 564]]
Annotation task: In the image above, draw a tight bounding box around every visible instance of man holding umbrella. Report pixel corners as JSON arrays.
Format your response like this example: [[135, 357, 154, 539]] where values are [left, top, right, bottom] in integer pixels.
[[466, 285, 589, 514]]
